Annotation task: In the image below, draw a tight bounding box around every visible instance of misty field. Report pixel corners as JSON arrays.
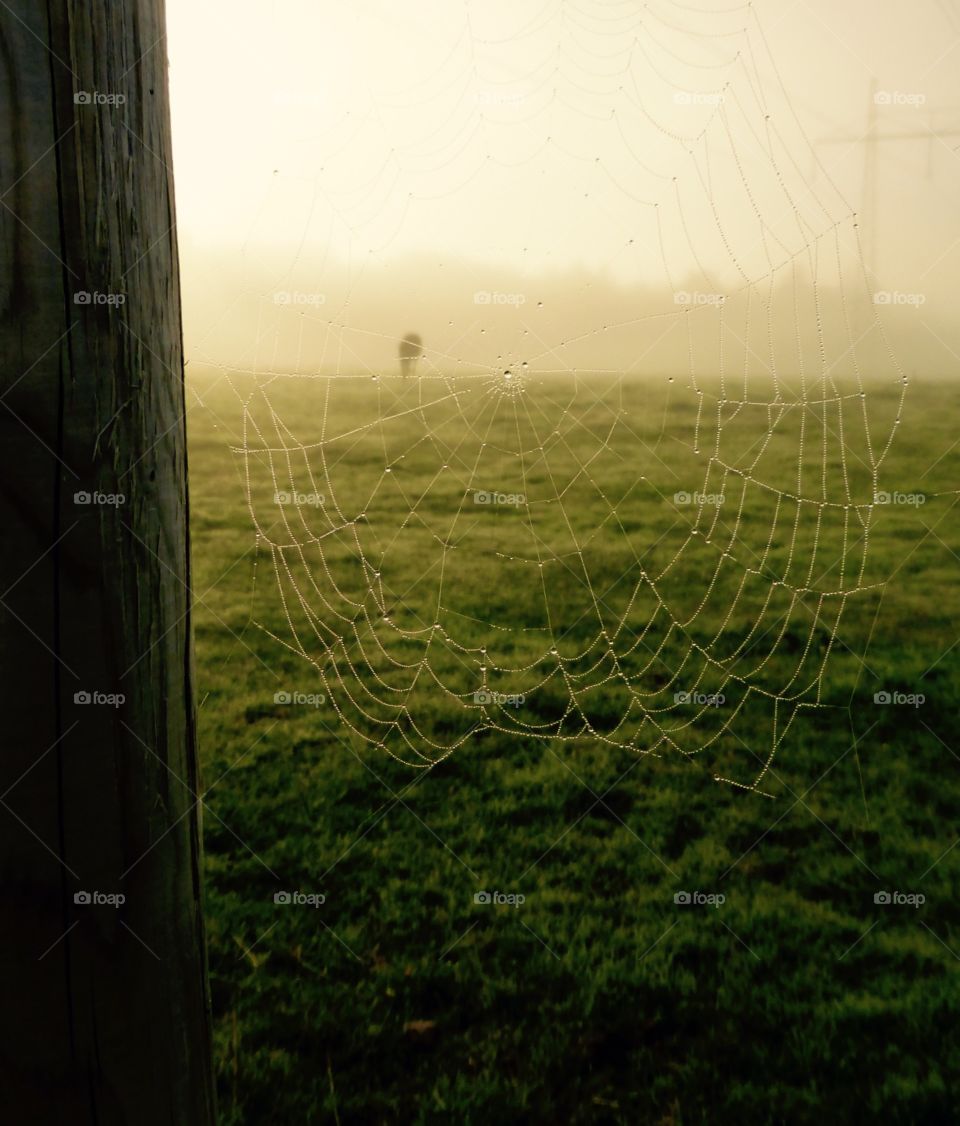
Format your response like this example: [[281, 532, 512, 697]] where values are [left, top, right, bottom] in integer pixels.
[[188, 368, 959, 1124]]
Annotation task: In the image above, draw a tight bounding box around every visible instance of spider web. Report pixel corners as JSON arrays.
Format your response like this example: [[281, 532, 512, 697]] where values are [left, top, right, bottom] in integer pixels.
[[205, 0, 905, 794]]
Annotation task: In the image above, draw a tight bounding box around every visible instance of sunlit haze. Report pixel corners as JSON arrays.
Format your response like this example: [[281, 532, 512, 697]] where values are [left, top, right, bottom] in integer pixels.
[[165, 0, 960, 375]]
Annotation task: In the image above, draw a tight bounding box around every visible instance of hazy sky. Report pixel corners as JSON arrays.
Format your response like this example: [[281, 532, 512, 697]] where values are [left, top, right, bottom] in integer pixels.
[[164, 0, 960, 374]]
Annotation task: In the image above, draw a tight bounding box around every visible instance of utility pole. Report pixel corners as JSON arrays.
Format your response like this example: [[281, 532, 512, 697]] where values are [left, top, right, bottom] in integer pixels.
[[817, 77, 960, 277], [0, 2, 216, 1122]]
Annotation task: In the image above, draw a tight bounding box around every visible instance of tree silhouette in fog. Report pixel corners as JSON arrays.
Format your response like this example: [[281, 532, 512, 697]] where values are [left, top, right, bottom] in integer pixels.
[[399, 332, 423, 379]]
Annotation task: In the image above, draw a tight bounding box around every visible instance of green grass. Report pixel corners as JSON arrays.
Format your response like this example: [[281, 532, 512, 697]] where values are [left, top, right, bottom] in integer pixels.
[[188, 368, 960, 1124]]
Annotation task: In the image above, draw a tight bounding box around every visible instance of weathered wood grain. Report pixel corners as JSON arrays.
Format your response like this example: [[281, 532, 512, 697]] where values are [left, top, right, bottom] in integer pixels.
[[0, 3, 216, 1121]]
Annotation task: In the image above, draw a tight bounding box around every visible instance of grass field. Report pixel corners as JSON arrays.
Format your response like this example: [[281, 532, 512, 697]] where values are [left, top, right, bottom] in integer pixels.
[[187, 367, 960, 1124]]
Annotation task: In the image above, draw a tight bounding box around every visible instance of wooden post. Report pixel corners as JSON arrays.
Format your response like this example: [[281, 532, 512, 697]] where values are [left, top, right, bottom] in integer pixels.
[[0, 3, 216, 1122]]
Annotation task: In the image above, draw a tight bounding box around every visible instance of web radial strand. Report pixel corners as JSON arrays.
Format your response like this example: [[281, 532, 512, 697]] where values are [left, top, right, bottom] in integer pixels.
[[222, 0, 904, 793]]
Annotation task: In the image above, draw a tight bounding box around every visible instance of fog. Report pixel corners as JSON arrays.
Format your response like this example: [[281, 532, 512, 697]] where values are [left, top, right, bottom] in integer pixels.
[[180, 246, 950, 381], [167, 0, 960, 379]]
